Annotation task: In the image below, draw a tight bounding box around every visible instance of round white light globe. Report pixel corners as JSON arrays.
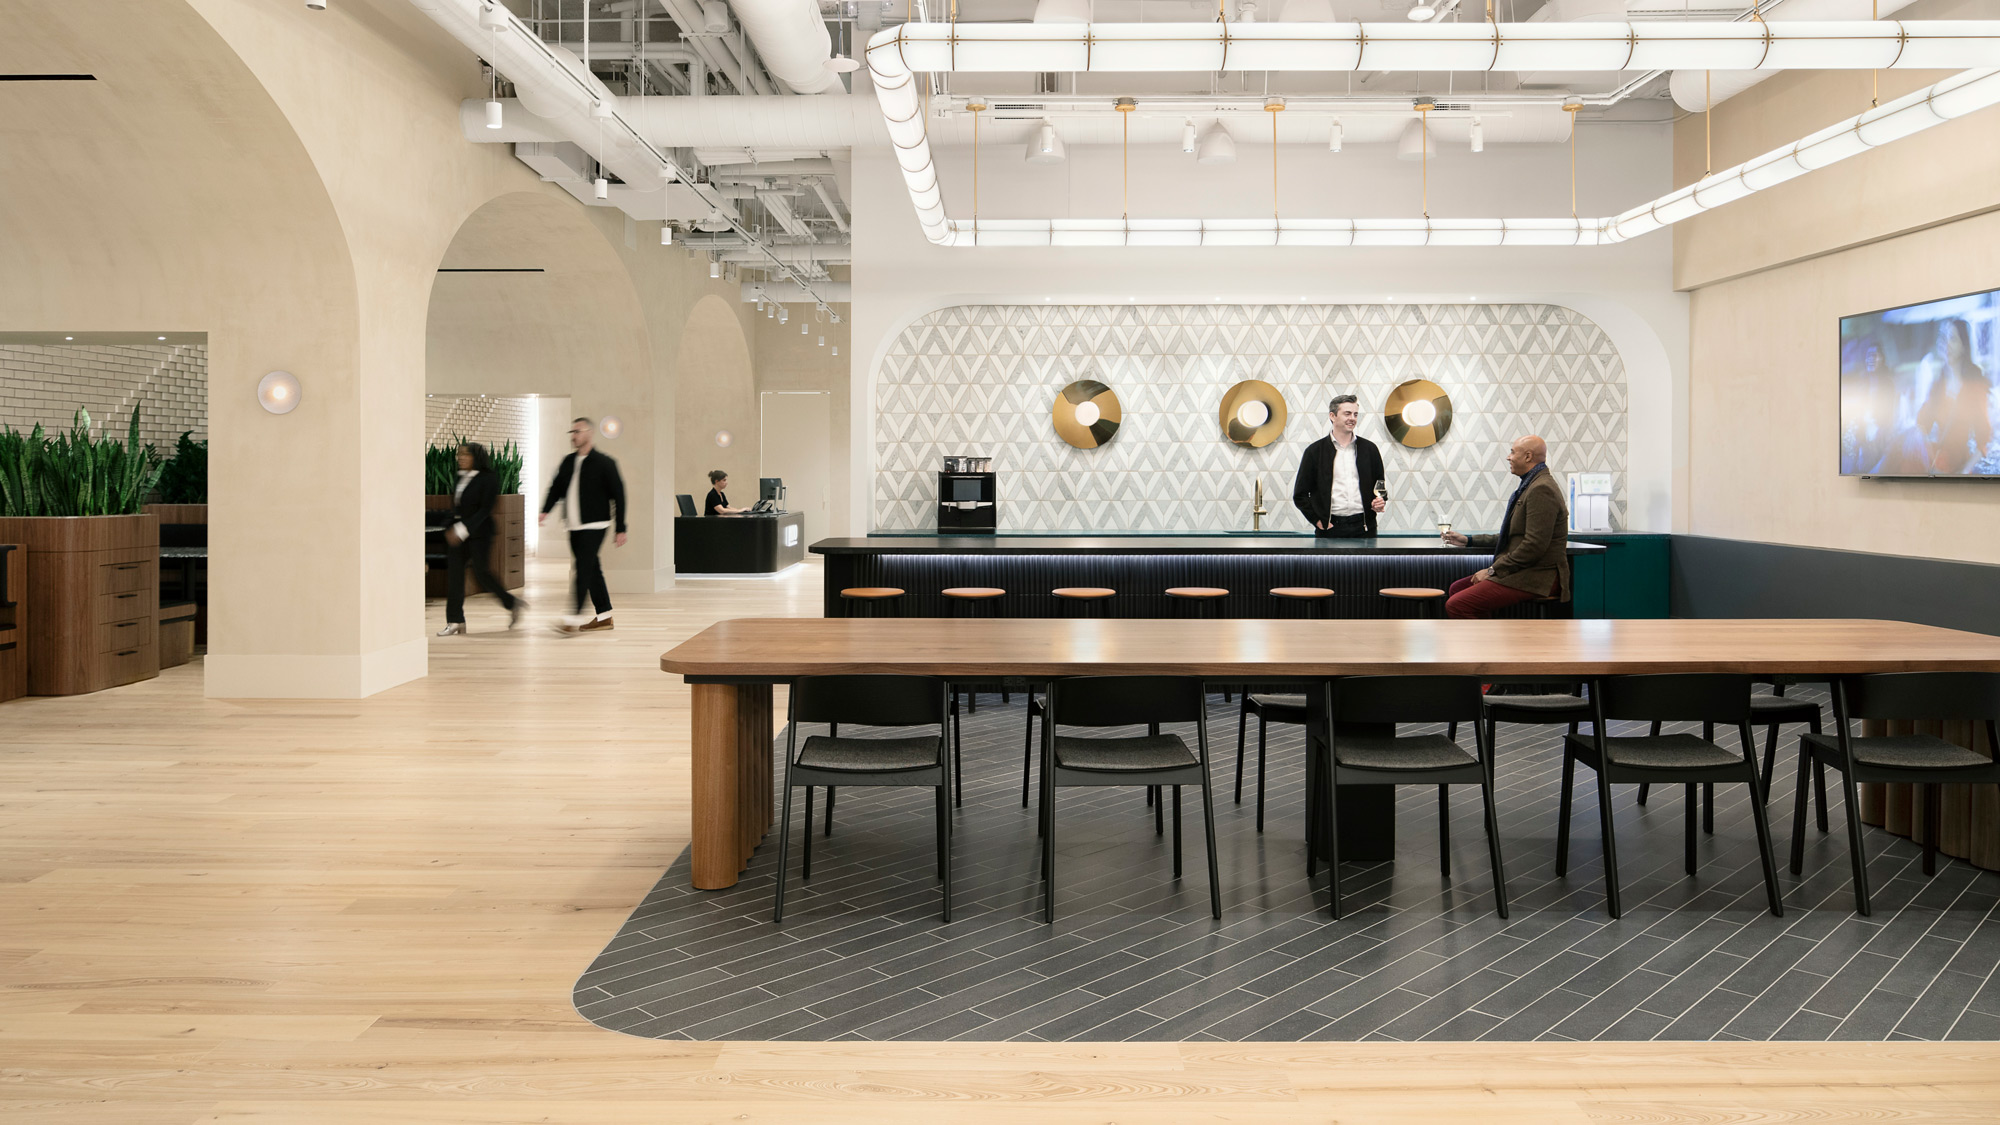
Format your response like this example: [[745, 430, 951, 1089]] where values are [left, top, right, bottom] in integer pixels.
[[1235, 400, 1270, 428], [714, 429, 732, 448], [1402, 398, 1437, 427], [600, 415, 622, 439], [1074, 400, 1101, 427]]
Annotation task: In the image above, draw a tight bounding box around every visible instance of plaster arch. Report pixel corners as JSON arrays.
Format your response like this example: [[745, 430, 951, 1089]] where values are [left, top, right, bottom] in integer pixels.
[[674, 295, 759, 509]]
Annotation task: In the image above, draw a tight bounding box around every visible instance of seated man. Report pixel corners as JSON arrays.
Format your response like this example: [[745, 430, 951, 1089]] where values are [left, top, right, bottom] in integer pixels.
[[1441, 435, 1568, 619]]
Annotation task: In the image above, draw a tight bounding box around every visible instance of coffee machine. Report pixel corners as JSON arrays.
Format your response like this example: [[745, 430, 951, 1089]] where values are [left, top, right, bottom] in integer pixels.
[[937, 456, 996, 533]]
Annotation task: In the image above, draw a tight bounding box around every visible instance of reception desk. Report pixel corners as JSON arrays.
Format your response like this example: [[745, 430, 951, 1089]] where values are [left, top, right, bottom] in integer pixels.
[[812, 533, 1606, 619], [676, 513, 806, 575]]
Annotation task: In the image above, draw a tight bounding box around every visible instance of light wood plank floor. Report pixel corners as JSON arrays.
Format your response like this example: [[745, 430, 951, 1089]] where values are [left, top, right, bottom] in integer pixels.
[[2, 558, 1995, 1124]]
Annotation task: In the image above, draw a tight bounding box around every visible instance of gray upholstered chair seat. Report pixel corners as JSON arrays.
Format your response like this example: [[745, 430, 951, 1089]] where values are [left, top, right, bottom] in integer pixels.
[[1055, 734, 1198, 773], [1802, 732, 1992, 771], [1334, 734, 1476, 772], [1248, 694, 1308, 723], [1567, 732, 1743, 770], [1750, 694, 1821, 720], [1485, 693, 1589, 714], [797, 734, 941, 773]]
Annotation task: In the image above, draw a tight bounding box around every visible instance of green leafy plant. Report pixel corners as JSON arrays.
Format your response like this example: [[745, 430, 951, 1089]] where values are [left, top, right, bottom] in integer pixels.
[[0, 408, 164, 517], [154, 431, 207, 504], [425, 436, 525, 495]]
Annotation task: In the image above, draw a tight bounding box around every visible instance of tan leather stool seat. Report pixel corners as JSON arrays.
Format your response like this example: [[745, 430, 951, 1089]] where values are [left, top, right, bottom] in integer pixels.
[[1165, 587, 1230, 599], [840, 587, 906, 599], [1380, 587, 1447, 600], [1052, 587, 1116, 599], [941, 587, 1006, 599], [1270, 587, 1335, 600]]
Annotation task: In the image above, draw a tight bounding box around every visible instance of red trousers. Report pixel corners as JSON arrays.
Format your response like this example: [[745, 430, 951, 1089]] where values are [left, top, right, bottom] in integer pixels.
[[1445, 574, 1538, 619]]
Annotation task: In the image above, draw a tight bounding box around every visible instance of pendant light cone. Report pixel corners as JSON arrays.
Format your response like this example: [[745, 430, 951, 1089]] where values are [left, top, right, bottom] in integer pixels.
[[1195, 123, 1236, 165]]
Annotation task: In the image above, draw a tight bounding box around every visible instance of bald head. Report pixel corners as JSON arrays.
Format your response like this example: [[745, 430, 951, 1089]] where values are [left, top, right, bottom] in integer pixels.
[[1506, 435, 1548, 477]]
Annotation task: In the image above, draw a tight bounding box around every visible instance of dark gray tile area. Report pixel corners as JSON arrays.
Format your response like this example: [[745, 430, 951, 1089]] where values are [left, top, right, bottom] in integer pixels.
[[573, 687, 2000, 1041]]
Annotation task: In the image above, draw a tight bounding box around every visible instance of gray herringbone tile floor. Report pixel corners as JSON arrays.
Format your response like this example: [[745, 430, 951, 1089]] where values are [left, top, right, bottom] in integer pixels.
[[574, 687, 2000, 1042]]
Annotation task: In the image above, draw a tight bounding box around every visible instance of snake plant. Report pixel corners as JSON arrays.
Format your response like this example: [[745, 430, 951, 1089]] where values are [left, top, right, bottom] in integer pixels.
[[0, 408, 164, 517]]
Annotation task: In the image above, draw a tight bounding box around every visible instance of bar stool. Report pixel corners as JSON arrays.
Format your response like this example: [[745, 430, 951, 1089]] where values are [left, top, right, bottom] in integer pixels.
[[942, 587, 1009, 788], [1270, 587, 1335, 619], [1052, 587, 1115, 618], [1380, 587, 1446, 619], [1168, 588, 1233, 703], [941, 587, 1006, 616], [840, 587, 905, 617]]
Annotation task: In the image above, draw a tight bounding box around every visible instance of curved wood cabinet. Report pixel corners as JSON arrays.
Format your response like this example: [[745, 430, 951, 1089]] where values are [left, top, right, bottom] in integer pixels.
[[0, 515, 159, 696]]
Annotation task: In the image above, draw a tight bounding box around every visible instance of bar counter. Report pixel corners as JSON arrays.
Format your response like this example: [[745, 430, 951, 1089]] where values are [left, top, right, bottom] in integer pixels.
[[813, 532, 1607, 619]]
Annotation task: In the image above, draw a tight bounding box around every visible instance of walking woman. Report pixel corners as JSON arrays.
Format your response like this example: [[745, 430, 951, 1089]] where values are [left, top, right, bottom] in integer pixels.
[[438, 441, 525, 635]]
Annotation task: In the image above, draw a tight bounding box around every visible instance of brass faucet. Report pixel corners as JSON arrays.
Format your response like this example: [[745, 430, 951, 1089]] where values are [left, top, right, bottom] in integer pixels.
[[1252, 478, 1269, 533]]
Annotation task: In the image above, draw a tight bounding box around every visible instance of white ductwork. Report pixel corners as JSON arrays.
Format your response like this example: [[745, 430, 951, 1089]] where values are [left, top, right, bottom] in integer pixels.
[[709, 244, 853, 262], [1669, 0, 1920, 111], [728, 0, 843, 94], [744, 281, 851, 302]]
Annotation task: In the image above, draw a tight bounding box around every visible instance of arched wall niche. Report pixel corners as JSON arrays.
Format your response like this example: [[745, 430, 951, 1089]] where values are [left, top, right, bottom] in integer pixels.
[[674, 295, 759, 514]]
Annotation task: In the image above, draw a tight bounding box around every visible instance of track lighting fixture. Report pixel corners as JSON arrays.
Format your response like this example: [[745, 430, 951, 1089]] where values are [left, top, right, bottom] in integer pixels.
[[660, 224, 674, 246], [1025, 121, 1066, 164], [305, 0, 326, 9], [779, 307, 789, 324], [756, 295, 765, 310], [1328, 119, 1343, 152], [1470, 118, 1484, 153], [817, 336, 826, 347], [478, 2, 509, 30], [831, 345, 839, 357], [593, 176, 609, 200], [484, 99, 503, 129], [709, 256, 721, 279], [1181, 120, 1196, 154], [1195, 122, 1235, 166], [590, 100, 614, 119], [801, 320, 809, 335]]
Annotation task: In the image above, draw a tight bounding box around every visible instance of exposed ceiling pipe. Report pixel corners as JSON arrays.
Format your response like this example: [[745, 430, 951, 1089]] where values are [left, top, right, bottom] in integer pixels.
[[743, 281, 852, 302], [410, 0, 835, 305], [650, 0, 767, 94], [728, 0, 843, 94], [681, 242, 852, 262], [757, 190, 818, 239], [1668, 0, 1919, 111], [807, 177, 849, 233]]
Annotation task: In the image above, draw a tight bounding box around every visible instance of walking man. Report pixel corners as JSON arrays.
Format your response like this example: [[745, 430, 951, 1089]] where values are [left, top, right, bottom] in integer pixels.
[[539, 417, 627, 634]]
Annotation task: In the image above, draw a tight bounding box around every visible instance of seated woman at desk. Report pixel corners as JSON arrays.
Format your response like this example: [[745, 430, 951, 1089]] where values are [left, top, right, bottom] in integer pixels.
[[705, 469, 749, 516]]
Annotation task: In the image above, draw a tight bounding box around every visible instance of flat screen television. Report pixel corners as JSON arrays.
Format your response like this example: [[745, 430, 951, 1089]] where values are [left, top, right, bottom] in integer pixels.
[[1840, 288, 2000, 477]]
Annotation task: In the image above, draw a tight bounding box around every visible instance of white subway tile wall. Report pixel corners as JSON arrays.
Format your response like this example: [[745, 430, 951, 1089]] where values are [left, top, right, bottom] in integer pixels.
[[0, 343, 207, 449], [425, 395, 535, 465], [875, 303, 1627, 534]]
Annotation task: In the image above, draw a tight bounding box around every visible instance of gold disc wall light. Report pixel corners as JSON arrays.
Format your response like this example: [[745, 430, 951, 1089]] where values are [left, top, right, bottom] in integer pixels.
[[1052, 380, 1121, 448], [1384, 378, 1453, 448], [1218, 380, 1287, 447]]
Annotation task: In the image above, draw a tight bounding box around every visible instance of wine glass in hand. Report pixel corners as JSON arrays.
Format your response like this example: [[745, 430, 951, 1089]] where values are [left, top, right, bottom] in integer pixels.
[[1371, 481, 1387, 513]]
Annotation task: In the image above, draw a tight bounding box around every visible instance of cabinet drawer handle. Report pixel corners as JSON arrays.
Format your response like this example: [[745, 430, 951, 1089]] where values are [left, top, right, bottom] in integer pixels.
[[116, 649, 138, 657], [114, 564, 139, 571], [114, 622, 135, 629], [115, 592, 137, 600]]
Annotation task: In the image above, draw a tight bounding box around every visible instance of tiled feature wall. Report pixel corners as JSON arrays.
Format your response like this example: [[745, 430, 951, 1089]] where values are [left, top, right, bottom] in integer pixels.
[[425, 394, 535, 455], [875, 304, 1627, 533], [0, 343, 207, 449]]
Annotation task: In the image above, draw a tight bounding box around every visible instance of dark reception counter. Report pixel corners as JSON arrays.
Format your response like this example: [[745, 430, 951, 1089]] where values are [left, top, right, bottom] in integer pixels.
[[812, 534, 1607, 619]]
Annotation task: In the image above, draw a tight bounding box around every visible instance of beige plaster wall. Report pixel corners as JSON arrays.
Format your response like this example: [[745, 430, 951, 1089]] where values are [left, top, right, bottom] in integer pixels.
[[675, 296, 760, 511], [752, 304, 852, 534], [1674, 0, 2000, 559]]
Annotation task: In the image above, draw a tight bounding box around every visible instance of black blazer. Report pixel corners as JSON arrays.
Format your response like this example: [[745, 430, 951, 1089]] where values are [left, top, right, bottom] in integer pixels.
[[449, 470, 500, 541], [1291, 433, 1386, 534], [704, 488, 729, 516], [541, 449, 628, 533]]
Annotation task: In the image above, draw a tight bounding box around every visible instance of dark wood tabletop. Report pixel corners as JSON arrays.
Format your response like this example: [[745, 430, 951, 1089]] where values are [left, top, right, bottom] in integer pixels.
[[662, 617, 2000, 680]]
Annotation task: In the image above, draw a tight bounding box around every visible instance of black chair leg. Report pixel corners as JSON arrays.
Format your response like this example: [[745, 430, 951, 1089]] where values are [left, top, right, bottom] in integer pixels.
[[1325, 766, 1343, 920], [1554, 748, 1576, 877], [937, 783, 952, 922], [1438, 785, 1451, 878], [802, 785, 815, 881], [1479, 749, 1510, 919], [1703, 782, 1714, 835], [1041, 713, 1057, 924], [1638, 721, 1661, 806], [824, 786, 836, 838], [1200, 747, 1222, 921], [1234, 699, 1249, 803], [1789, 742, 1812, 876], [1684, 782, 1698, 877], [1255, 717, 1270, 833], [1021, 696, 1036, 811], [1172, 785, 1183, 878], [1761, 722, 1780, 803], [773, 770, 798, 924], [1154, 785, 1164, 836], [1743, 746, 1785, 918], [1922, 783, 1940, 877], [1811, 715, 1829, 831], [1838, 765, 1873, 916], [1593, 763, 1623, 918]]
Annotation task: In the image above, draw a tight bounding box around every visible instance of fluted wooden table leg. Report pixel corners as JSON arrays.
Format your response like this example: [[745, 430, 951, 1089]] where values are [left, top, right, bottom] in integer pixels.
[[692, 682, 773, 889]]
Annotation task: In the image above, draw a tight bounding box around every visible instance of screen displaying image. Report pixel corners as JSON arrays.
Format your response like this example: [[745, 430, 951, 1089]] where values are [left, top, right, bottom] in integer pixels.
[[1840, 289, 2000, 477]]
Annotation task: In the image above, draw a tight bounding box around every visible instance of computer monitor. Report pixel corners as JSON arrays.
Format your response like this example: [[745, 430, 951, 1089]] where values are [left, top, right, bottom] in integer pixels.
[[759, 477, 784, 503]]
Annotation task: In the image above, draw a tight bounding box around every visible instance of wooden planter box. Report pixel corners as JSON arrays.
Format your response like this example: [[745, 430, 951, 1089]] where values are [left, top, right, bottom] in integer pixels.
[[424, 493, 525, 598], [0, 514, 159, 696], [0, 543, 24, 703]]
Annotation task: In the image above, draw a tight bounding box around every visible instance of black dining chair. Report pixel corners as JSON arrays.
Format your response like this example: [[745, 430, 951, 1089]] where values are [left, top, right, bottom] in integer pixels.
[[1638, 677, 1825, 809], [1560, 674, 1785, 919], [1790, 672, 2000, 916], [1038, 676, 1220, 923], [1319, 676, 1509, 920], [1235, 691, 1309, 832], [772, 675, 953, 924]]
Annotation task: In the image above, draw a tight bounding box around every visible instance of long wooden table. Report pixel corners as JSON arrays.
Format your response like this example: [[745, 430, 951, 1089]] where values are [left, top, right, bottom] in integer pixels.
[[660, 617, 2000, 890]]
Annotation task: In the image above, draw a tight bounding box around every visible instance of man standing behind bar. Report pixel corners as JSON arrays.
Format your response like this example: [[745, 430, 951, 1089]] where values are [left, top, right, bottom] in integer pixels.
[[1442, 435, 1568, 619], [1293, 393, 1387, 538]]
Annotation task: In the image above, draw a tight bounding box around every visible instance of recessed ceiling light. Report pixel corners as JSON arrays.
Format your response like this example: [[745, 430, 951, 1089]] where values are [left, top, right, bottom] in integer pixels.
[[1407, 1, 1436, 18], [157, 335, 166, 340], [64, 335, 73, 341]]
